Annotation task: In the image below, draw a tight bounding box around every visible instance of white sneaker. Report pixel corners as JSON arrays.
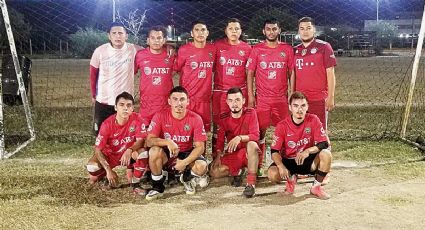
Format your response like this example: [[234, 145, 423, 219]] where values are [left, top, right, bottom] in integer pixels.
[[145, 189, 164, 201], [180, 174, 196, 195], [194, 174, 210, 188]]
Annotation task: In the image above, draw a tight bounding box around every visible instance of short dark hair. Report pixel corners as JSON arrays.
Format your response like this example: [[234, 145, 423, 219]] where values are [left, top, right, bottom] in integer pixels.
[[298, 17, 315, 27], [289, 91, 308, 104], [115, 91, 134, 105], [108, 22, 126, 33], [191, 20, 207, 30], [263, 18, 280, 28], [148, 26, 166, 37], [169, 86, 189, 97], [226, 18, 241, 26], [227, 87, 244, 97]]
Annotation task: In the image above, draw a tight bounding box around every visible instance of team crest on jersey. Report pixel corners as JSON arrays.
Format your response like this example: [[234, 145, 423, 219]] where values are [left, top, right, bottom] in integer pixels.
[[144, 67, 152, 75], [226, 67, 235, 76], [164, 58, 169, 64], [219, 57, 226, 65], [311, 48, 317, 54], [191, 62, 198, 69], [305, 127, 311, 134], [147, 121, 156, 132], [301, 49, 307, 56], [164, 132, 171, 139], [184, 124, 191, 131], [239, 50, 245, 56], [287, 141, 296, 149], [129, 125, 135, 132], [260, 61, 267, 69], [280, 52, 286, 58], [208, 52, 213, 59], [113, 139, 119, 146]]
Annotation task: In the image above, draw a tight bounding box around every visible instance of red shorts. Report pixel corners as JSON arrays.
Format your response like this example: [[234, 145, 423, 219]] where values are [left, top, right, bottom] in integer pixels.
[[139, 95, 169, 121], [307, 99, 327, 130], [212, 89, 248, 124], [188, 100, 211, 132], [220, 148, 248, 176], [256, 97, 288, 130]]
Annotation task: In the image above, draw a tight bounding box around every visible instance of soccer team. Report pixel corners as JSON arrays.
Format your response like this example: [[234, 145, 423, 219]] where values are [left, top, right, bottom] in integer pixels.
[[86, 16, 336, 201]]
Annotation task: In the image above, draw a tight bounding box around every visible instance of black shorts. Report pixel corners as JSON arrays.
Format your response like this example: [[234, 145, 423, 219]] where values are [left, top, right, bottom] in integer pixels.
[[270, 153, 318, 176], [93, 101, 115, 136], [162, 147, 206, 171]]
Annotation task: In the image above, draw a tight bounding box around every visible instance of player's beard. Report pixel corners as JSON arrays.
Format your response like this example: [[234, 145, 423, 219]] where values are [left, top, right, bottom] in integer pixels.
[[266, 36, 278, 42], [231, 108, 242, 114]]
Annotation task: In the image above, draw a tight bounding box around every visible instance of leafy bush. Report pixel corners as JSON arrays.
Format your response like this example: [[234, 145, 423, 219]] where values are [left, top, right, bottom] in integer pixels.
[[69, 27, 109, 58]]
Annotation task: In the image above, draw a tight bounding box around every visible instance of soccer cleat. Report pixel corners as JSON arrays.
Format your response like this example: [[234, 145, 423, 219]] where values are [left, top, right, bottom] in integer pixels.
[[284, 174, 297, 194], [310, 185, 331, 200], [145, 189, 164, 201], [194, 174, 210, 188], [231, 168, 246, 187], [132, 187, 147, 196], [242, 184, 255, 198], [180, 174, 196, 195]]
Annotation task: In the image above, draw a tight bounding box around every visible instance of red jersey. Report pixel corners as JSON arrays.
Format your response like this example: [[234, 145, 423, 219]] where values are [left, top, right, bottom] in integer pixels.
[[95, 112, 141, 156], [135, 48, 175, 116], [294, 39, 337, 101], [271, 113, 328, 159], [246, 42, 294, 98], [174, 43, 216, 101], [216, 108, 259, 153], [148, 108, 207, 152], [214, 39, 252, 90]]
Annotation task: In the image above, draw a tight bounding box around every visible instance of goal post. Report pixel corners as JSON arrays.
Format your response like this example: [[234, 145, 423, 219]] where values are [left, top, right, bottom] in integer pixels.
[[0, 0, 35, 159]]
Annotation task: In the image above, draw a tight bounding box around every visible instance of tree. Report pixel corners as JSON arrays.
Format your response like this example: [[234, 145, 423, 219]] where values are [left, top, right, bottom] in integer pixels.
[[0, 7, 31, 52], [246, 7, 297, 39], [368, 21, 398, 53], [69, 27, 109, 58], [117, 9, 148, 44]]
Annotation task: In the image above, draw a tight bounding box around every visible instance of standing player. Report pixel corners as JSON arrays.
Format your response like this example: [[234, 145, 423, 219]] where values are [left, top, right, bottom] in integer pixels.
[[246, 18, 294, 165], [135, 26, 175, 125], [267, 91, 332, 200], [294, 17, 336, 130], [90, 22, 141, 136], [210, 88, 260, 198], [86, 92, 147, 191], [174, 20, 216, 133], [212, 18, 252, 152], [145, 86, 208, 200]]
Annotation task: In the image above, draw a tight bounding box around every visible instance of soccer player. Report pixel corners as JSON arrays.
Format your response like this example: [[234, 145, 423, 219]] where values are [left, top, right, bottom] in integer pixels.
[[86, 92, 147, 191], [212, 18, 252, 153], [210, 87, 260, 198], [267, 91, 332, 200], [135, 26, 175, 125], [174, 20, 216, 132], [145, 86, 209, 200], [294, 17, 336, 130], [246, 18, 295, 165], [213, 18, 252, 123], [90, 22, 141, 136]]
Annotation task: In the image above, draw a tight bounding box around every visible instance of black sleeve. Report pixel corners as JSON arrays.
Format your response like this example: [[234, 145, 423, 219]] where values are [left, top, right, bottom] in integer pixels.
[[271, 149, 280, 154], [316, 141, 329, 151]]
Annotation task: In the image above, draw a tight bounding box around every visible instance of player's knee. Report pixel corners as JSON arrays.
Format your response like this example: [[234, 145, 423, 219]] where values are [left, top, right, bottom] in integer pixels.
[[149, 146, 162, 159], [86, 164, 106, 182], [193, 160, 208, 175], [319, 149, 332, 162], [247, 141, 260, 155], [267, 167, 280, 183]]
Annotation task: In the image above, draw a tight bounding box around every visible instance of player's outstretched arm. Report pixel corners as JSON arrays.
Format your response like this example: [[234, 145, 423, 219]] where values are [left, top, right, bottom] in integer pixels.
[[146, 134, 179, 156]]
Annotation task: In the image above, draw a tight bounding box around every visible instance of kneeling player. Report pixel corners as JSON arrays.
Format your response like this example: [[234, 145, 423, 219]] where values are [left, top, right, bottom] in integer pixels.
[[267, 91, 332, 199], [86, 92, 148, 191], [210, 87, 260, 198], [145, 86, 209, 200]]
